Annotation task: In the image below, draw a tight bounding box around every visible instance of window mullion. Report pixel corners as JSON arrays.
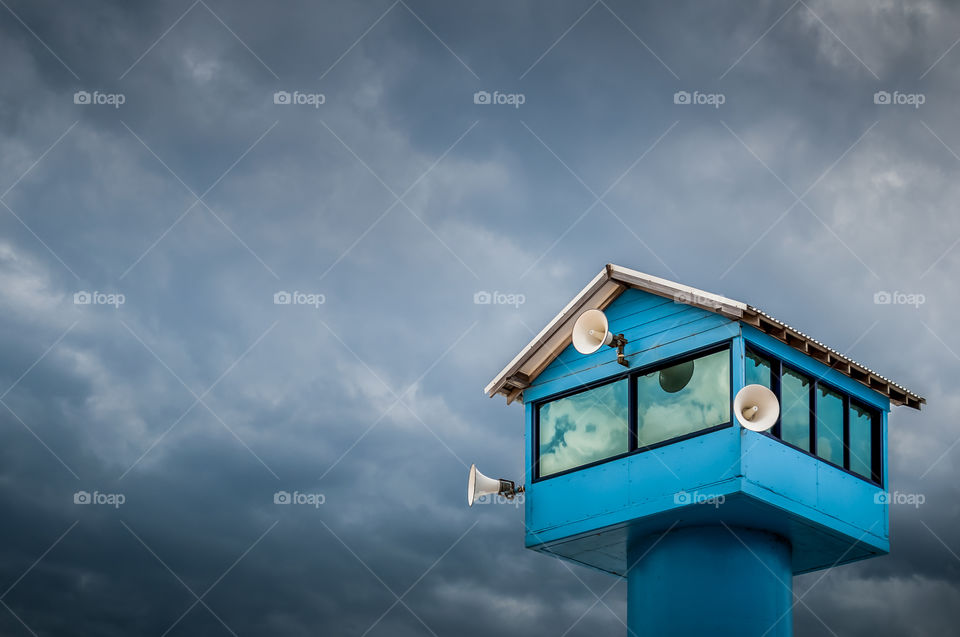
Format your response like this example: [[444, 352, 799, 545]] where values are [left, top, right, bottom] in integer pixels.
[[809, 379, 817, 455], [842, 394, 850, 471], [772, 358, 782, 439], [628, 373, 638, 452]]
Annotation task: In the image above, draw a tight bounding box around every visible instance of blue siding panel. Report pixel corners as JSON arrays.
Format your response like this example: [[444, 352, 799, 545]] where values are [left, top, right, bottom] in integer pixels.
[[552, 301, 703, 366], [545, 309, 726, 376], [741, 432, 819, 507], [536, 289, 735, 384], [816, 461, 885, 534], [525, 288, 739, 403], [524, 321, 739, 403], [600, 288, 674, 322], [526, 427, 741, 542], [628, 426, 741, 506]]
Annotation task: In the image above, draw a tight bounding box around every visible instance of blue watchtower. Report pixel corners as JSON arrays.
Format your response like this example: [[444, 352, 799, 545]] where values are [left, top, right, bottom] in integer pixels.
[[483, 264, 924, 637]]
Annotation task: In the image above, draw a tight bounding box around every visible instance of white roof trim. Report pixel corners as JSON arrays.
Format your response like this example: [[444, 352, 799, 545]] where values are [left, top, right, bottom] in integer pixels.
[[482, 268, 619, 398], [607, 264, 747, 319]]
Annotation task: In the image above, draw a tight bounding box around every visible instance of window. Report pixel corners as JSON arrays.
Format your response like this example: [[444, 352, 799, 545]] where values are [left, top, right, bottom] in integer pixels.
[[780, 368, 812, 452], [849, 402, 876, 480], [636, 349, 730, 448], [538, 379, 629, 478], [745, 345, 883, 485], [816, 386, 844, 466], [745, 349, 773, 387], [535, 346, 732, 479]]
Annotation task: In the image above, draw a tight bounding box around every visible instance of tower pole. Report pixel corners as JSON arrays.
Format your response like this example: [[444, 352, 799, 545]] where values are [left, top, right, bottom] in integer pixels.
[[627, 526, 793, 637]]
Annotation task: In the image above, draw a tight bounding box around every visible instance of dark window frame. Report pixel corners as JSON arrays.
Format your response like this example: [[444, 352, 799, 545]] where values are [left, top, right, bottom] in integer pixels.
[[849, 397, 883, 483], [533, 342, 733, 482], [745, 345, 883, 487], [775, 362, 814, 453]]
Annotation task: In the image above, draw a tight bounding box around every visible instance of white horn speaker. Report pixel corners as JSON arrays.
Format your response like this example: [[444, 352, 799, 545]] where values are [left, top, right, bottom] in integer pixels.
[[468, 464, 520, 506], [733, 384, 780, 432], [572, 309, 629, 366], [572, 309, 613, 355]]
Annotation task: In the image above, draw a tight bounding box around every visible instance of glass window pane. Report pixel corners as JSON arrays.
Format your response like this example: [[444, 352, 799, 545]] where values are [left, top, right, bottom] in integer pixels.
[[538, 379, 629, 477], [745, 349, 772, 388], [636, 349, 730, 448], [849, 403, 874, 479], [780, 368, 811, 451], [816, 386, 844, 466]]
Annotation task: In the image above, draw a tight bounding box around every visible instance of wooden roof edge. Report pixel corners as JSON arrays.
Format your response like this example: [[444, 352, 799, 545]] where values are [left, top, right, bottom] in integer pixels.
[[484, 266, 925, 411]]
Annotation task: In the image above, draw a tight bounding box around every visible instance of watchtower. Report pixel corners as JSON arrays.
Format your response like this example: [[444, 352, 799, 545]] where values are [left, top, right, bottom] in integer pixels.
[[482, 264, 924, 636]]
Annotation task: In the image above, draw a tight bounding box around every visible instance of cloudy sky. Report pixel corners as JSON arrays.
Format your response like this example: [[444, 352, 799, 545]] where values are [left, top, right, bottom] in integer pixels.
[[0, 0, 957, 634]]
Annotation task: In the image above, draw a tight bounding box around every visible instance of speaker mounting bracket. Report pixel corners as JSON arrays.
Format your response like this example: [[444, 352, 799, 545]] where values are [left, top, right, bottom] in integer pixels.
[[498, 480, 525, 500], [611, 334, 629, 367]]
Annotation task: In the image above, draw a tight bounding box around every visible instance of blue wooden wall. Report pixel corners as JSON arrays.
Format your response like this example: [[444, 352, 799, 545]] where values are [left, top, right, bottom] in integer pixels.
[[524, 288, 739, 404], [522, 288, 893, 576]]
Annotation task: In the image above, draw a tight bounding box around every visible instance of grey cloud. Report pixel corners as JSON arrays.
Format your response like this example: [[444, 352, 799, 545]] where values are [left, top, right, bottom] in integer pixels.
[[0, 0, 958, 635]]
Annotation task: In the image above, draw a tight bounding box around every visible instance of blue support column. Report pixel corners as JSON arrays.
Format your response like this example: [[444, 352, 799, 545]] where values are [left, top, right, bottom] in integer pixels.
[[627, 526, 793, 637]]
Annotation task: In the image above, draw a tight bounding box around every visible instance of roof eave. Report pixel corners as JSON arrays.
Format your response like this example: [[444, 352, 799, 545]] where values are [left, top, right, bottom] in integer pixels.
[[483, 266, 622, 400], [741, 306, 925, 410]]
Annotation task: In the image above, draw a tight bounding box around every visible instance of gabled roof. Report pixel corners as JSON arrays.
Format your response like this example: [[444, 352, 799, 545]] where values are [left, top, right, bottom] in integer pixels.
[[485, 264, 925, 410]]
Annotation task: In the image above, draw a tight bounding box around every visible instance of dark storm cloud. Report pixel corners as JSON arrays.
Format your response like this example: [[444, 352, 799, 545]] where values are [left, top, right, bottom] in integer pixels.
[[0, 0, 958, 635]]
